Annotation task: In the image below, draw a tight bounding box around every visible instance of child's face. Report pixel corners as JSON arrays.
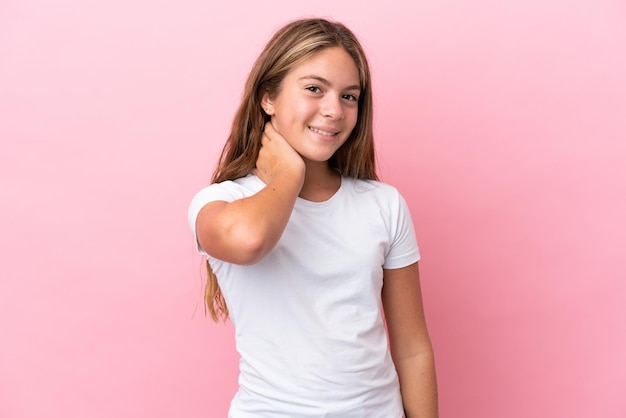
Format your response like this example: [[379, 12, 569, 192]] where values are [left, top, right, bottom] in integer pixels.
[[264, 47, 361, 164]]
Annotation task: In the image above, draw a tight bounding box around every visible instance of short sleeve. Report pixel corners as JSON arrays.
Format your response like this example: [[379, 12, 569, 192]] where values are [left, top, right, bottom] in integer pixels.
[[382, 190, 420, 269], [187, 181, 240, 255]]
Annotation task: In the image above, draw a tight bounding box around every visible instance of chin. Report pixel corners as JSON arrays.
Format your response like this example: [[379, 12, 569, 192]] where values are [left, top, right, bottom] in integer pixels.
[[299, 145, 344, 162], [302, 151, 338, 163]]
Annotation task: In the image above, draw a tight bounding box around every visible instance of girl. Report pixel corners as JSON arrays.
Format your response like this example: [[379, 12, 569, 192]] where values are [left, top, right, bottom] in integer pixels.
[[189, 18, 438, 418]]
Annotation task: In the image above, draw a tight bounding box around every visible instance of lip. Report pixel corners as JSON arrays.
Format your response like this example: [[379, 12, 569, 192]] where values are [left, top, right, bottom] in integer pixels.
[[308, 126, 340, 138]]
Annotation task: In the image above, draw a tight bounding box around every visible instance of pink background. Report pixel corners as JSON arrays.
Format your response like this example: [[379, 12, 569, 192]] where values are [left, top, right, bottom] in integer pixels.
[[1, 0, 625, 417]]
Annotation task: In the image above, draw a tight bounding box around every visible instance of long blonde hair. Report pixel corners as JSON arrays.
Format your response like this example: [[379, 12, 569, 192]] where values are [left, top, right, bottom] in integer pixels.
[[205, 18, 378, 321]]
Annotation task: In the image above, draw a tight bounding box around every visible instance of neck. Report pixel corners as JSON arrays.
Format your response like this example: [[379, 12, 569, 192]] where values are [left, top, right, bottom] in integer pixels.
[[299, 160, 341, 202]]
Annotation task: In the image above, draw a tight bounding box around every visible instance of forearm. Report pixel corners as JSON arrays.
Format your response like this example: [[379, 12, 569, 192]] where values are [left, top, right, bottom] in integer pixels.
[[395, 350, 438, 418], [220, 172, 303, 262]]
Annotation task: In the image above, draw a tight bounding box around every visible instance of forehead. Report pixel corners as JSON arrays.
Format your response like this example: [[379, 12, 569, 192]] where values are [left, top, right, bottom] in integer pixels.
[[286, 47, 360, 87]]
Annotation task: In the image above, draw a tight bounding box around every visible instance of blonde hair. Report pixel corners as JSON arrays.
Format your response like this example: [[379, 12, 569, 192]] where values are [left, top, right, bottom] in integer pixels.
[[206, 18, 377, 321]]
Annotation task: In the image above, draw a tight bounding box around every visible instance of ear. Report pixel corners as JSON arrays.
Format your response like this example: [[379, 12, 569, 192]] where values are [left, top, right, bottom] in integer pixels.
[[261, 91, 275, 116]]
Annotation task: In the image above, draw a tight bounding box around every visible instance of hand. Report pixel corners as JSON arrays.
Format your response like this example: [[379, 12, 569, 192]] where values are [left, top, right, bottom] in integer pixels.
[[253, 122, 305, 186]]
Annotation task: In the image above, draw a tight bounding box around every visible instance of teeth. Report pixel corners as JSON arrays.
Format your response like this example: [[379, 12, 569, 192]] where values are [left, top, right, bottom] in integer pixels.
[[309, 127, 336, 136]]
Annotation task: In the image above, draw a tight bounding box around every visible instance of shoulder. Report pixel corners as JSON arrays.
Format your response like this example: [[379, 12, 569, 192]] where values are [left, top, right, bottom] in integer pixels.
[[344, 177, 406, 204], [342, 177, 415, 225], [188, 174, 264, 231], [191, 174, 264, 204]]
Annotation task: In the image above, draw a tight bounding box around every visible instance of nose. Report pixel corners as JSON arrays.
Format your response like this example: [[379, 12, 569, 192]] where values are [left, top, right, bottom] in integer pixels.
[[321, 94, 344, 120]]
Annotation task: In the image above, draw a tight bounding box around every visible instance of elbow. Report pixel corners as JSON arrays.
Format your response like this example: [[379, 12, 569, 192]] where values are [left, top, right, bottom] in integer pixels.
[[221, 224, 269, 265], [391, 339, 436, 364], [196, 219, 272, 265], [234, 236, 267, 265]]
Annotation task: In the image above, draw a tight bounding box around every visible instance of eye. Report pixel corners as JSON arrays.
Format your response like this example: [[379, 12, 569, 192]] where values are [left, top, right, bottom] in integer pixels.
[[342, 94, 358, 102], [306, 86, 322, 93]]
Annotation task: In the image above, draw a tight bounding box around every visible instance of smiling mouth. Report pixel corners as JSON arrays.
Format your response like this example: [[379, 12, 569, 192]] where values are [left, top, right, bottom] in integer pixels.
[[309, 126, 339, 136]]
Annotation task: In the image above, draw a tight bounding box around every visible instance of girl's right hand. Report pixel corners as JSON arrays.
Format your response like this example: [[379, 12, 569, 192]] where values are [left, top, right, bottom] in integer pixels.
[[253, 122, 305, 187]]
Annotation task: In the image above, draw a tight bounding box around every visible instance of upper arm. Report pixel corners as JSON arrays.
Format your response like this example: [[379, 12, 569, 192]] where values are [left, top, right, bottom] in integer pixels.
[[382, 262, 434, 361], [195, 199, 227, 256], [194, 199, 264, 265]]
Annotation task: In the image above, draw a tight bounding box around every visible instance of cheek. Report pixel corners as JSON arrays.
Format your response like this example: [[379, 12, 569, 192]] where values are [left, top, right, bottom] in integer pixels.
[[277, 98, 312, 124], [293, 99, 317, 119], [346, 109, 359, 131]]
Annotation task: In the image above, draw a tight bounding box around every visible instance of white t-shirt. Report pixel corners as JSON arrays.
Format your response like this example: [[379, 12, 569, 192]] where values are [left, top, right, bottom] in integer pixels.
[[188, 174, 420, 418]]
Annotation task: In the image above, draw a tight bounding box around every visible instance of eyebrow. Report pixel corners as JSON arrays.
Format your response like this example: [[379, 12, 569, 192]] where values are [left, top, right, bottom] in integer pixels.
[[298, 75, 361, 92]]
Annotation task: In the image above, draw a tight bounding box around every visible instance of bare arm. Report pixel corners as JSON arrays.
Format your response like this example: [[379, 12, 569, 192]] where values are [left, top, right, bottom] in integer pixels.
[[195, 123, 305, 265], [382, 262, 438, 418]]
